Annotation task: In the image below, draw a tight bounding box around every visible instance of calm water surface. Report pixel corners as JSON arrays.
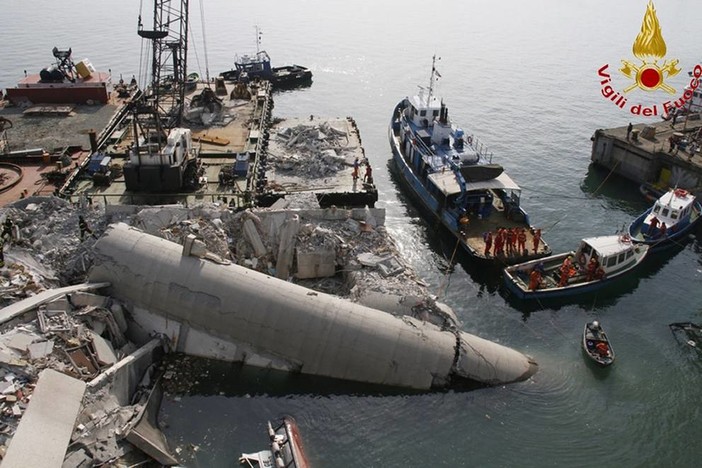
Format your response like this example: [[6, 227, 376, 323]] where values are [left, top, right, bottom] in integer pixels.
[[3, 1, 702, 466]]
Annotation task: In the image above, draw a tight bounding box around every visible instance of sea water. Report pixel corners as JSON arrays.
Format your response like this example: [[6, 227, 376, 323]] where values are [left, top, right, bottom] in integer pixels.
[[2, 0, 701, 466]]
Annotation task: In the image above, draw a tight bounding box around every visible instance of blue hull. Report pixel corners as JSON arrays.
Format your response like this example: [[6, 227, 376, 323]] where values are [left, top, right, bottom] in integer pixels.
[[388, 101, 548, 265], [628, 201, 702, 251]]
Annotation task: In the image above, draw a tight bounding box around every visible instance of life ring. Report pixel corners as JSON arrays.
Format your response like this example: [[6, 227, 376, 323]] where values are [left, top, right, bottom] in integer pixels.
[[466, 135, 473, 145], [674, 188, 689, 198]]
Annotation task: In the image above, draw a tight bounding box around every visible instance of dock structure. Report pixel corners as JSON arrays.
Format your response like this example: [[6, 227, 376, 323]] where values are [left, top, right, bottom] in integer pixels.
[[590, 118, 702, 193]]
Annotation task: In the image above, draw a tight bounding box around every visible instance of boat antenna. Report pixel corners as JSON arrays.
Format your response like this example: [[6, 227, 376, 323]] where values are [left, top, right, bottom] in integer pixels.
[[427, 55, 441, 106], [256, 26, 262, 54]]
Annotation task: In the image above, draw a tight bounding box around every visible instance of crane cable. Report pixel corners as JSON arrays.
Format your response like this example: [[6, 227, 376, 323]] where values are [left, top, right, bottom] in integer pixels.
[[198, 0, 210, 83]]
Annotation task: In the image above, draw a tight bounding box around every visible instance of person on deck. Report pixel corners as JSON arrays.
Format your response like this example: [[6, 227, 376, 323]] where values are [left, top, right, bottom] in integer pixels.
[[352, 157, 360, 181], [659, 222, 667, 239], [532, 228, 542, 254], [558, 255, 574, 287], [494, 228, 505, 256], [483, 231, 493, 257], [529, 268, 542, 290], [517, 228, 527, 255], [506, 228, 515, 256], [594, 266, 605, 280], [586, 256, 599, 282], [647, 216, 659, 237], [363, 164, 373, 184]]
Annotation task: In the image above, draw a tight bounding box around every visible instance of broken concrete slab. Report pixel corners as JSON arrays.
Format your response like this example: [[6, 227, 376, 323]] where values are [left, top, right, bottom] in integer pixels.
[[27, 340, 54, 360], [125, 380, 179, 466], [89, 330, 117, 367], [275, 215, 300, 280], [296, 250, 336, 279], [377, 256, 405, 277], [243, 218, 267, 257], [0, 282, 110, 326], [2, 369, 86, 468], [357, 252, 385, 267], [67, 291, 109, 308], [5, 331, 39, 352]]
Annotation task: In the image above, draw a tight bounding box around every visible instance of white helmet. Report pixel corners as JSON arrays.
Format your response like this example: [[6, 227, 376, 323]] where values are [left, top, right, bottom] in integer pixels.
[[592, 320, 599, 328]]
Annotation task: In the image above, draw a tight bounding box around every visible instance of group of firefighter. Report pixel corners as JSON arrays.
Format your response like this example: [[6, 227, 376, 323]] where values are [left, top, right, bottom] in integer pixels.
[[481, 227, 542, 258], [528, 251, 606, 290]]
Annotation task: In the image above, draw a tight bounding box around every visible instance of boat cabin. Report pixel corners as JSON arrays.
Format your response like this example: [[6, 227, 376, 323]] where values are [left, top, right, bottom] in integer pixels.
[[427, 170, 524, 221], [642, 189, 695, 234], [574, 236, 640, 275], [235, 51, 273, 80]]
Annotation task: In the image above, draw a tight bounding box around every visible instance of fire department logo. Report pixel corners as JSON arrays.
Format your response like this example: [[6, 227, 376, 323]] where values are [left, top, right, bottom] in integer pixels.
[[619, 0, 680, 94]]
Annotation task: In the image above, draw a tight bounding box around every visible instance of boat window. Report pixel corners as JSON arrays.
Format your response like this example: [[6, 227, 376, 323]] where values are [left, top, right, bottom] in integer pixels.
[[671, 210, 678, 220], [420, 110, 426, 117], [618, 253, 625, 263], [607, 257, 617, 267], [661, 208, 669, 217], [433, 110, 440, 117], [581, 244, 592, 256], [626, 250, 633, 259], [653, 204, 660, 214]]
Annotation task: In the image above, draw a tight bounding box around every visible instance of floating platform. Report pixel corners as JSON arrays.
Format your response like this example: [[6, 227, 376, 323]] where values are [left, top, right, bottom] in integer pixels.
[[5, 72, 112, 106], [262, 116, 378, 208]]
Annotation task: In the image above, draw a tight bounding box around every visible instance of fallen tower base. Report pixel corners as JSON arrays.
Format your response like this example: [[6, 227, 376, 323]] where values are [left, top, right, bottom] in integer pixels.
[[89, 223, 537, 390]]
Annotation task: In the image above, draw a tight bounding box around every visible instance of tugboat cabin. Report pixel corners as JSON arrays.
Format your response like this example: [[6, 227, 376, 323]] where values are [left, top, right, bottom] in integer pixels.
[[642, 189, 695, 235]]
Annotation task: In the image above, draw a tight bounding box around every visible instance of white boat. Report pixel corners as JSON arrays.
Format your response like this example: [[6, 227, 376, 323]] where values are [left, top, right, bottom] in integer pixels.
[[239, 417, 310, 468], [628, 188, 701, 250], [503, 235, 649, 300]]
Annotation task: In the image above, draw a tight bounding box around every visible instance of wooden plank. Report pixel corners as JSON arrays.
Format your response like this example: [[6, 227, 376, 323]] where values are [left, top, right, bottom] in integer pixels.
[[192, 133, 230, 146]]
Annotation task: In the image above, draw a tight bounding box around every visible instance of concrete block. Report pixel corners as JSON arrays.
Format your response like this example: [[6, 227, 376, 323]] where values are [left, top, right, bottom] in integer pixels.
[[89, 330, 117, 366], [182, 233, 196, 256], [295, 250, 336, 279], [109, 303, 129, 334], [2, 369, 86, 468], [190, 239, 207, 258], [69, 292, 108, 308], [45, 297, 70, 313], [357, 252, 384, 267], [5, 332, 38, 352], [27, 340, 54, 360], [244, 218, 267, 257], [377, 256, 405, 277], [276, 215, 300, 280]]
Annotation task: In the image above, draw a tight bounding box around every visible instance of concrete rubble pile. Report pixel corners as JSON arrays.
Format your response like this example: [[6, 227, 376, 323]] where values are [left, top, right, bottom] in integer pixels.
[[103, 200, 452, 327], [0, 194, 538, 464], [0, 286, 175, 466], [0, 197, 106, 288], [271, 122, 357, 178]]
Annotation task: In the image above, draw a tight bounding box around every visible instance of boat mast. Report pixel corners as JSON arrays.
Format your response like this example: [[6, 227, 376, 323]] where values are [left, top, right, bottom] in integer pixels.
[[427, 55, 439, 107], [256, 26, 262, 54]]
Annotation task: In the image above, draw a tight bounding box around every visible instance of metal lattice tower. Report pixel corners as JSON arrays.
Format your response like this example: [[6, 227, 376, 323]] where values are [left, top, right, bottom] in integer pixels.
[[136, 0, 189, 136]]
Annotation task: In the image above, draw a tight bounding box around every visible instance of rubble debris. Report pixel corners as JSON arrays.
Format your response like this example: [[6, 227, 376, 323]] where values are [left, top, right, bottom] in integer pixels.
[[1, 369, 86, 468], [270, 122, 356, 179]]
